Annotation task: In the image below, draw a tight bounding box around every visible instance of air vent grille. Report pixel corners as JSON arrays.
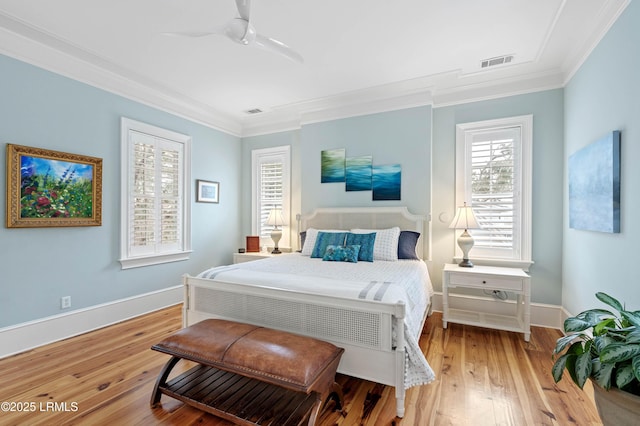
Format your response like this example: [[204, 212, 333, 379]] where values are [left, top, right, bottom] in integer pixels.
[[245, 108, 263, 115], [481, 55, 514, 69]]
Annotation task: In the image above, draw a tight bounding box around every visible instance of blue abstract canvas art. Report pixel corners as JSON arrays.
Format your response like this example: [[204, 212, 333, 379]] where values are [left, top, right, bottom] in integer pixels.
[[346, 156, 372, 191], [372, 164, 401, 201], [569, 130, 620, 233], [320, 149, 346, 183]]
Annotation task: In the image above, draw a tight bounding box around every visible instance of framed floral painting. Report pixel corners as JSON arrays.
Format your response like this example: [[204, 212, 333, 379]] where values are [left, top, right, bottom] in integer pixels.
[[6, 144, 103, 228]]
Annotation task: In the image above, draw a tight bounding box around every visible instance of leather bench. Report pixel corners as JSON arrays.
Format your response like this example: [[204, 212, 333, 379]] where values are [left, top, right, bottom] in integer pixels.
[[150, 319, 344, 425]]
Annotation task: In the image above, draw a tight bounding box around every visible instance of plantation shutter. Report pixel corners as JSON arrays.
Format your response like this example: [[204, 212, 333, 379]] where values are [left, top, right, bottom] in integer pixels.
[[251, 146, 291, 249], [258, 160, 284, 238], [129, 130, 183, 257], [469, 127, 521, 258]]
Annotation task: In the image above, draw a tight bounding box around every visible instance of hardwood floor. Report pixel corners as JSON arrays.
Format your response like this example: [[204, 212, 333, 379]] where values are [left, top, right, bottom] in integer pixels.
[[0, 305, 602, 425]]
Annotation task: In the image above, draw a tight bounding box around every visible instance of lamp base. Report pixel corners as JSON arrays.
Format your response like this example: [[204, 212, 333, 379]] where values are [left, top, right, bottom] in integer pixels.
[[458, 258, 474, 268], [457, 229, 475, 268], [270, 228, 282, 255]]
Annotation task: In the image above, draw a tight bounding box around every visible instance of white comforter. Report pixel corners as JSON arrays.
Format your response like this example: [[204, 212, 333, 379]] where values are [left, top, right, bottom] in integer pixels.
[[197, 253, 436, 388]]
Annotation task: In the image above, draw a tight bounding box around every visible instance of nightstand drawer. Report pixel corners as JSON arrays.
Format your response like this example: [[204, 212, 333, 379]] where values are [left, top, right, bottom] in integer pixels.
[[447, 272, 523, 291]]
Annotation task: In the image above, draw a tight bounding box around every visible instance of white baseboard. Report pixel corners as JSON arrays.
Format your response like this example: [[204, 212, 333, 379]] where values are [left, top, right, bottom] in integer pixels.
[[430, 292, 563, 330], [0, 285, 183, 359]]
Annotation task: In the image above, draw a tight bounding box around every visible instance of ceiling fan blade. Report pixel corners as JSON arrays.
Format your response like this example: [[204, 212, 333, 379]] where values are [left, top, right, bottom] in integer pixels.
[[255, 34, 304, 63], [235, 0, 251, 21], [162, 30, 219, 38]]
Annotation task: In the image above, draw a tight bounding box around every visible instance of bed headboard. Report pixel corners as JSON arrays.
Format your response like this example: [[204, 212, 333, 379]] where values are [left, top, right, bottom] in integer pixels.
[[301, 207, 430, 259]]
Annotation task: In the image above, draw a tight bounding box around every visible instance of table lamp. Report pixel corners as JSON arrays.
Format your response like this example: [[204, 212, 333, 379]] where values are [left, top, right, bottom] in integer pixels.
[[265, 208, 285, 254], [449, 202, 480, 267]]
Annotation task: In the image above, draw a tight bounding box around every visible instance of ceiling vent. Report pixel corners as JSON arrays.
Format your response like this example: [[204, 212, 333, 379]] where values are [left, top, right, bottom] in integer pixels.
[[244, 108, 264, 115], [481, 54, 514, 69]]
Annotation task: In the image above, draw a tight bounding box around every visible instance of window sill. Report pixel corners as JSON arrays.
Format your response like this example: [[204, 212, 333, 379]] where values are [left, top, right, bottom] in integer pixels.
[[452, 256, 534, 272], [120, 251, 193, 270]]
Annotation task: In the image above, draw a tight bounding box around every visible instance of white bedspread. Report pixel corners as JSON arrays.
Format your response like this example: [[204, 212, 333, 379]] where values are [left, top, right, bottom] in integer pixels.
[[197, 253, 436, 388]]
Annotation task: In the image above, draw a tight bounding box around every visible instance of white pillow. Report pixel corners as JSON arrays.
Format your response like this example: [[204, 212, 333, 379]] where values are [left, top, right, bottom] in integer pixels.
[[351, 227, 401, 261], [301, 228, 347, 256]]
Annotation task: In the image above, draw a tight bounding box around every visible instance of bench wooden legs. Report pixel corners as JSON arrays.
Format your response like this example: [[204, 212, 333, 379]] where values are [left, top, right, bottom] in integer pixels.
[[150, 356, 180, 407]]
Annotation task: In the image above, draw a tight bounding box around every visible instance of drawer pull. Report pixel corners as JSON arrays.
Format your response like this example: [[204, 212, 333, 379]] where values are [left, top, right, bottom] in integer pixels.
[[482, 280, 487, 284]]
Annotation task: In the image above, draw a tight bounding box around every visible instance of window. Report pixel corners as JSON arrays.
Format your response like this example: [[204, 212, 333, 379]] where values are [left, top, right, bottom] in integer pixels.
[[455, 115, 532, 269], [251, 146, 291, 249], [120, 118, 191, 269]]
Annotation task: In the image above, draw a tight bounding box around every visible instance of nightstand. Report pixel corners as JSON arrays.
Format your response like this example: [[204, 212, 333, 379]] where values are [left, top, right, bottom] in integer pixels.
[[232, 252, 273, 264], [232, 252, 291, 264], [442, 263, 531, 341]]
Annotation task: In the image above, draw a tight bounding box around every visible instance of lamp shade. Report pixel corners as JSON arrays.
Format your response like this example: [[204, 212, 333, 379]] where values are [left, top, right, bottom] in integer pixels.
[[448, 203, 480, 230], [265, 208, 284, 228]]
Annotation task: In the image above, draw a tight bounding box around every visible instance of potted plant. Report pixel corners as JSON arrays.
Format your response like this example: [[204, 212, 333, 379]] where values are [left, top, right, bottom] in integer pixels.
[[552, 292, 640, 425]]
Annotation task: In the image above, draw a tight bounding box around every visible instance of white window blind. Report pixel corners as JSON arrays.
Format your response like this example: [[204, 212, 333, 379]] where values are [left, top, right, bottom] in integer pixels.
[[120, 118, 191, 269], [252, 146, 291, 248], [456, 115, 532, 268], [470, 128, 520, 253], [258, 160, 284, 238]]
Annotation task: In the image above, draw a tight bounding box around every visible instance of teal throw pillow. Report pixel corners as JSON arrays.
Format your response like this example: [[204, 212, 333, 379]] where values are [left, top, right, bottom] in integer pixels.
[[322, 245, 361, 263], [311, 232, 348, 258], [345, 232, 376, 262]]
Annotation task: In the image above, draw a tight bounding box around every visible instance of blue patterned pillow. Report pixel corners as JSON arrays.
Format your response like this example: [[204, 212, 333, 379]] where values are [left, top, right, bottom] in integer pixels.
[[322, 245, 361, 263], [311, 232, 348, 258], [345, 232, 376, 262]]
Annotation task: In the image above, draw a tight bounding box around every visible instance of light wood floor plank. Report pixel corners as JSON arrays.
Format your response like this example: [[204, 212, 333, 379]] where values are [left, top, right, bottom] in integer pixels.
[[0, 305, 602, 425]]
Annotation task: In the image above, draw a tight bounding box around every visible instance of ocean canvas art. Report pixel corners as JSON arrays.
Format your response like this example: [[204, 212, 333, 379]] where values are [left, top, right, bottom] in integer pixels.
[[321, 149, 346, 183], [372, 164, 401, 201], [346, 156, 372, 191], [569, 130, 620, 233]]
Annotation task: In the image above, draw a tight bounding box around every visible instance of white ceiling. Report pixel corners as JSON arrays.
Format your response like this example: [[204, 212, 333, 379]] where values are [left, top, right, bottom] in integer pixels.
[[0, 0, 629, 136]]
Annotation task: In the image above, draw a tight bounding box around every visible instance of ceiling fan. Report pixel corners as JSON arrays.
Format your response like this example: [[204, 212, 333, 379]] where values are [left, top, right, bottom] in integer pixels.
[[164, 0, 303, 63]]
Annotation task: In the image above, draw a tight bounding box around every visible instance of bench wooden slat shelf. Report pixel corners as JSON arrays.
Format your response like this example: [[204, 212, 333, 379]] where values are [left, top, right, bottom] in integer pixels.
[[159, 364, 318, 425], [150, 319, 344, 426]]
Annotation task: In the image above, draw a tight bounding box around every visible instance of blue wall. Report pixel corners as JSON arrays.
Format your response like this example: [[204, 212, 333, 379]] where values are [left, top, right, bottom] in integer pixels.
[[242, 98, 565, 305], [431, 90, 564, 302], [563, 0, 640, 314], [0, 54, 241, 327], [299, 107, 432, 217]]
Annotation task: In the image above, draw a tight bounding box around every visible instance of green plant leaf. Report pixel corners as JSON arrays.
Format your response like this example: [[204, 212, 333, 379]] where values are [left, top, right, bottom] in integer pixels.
[[616, 364, 635, 389], [596, 292, 624, 312], [575, 352, 592, 388], [592, 360, 614, 389], [594, 335, 616, 355], [633, 355, 640, 382], [552, 353, 570, 383], [553, 334, 581, 355], [622, 311, 640, 328], [594, 318, 616, 336], [600, 343, 640, 364], [564, 317, 595, 333], [628, 330, 640, 344]]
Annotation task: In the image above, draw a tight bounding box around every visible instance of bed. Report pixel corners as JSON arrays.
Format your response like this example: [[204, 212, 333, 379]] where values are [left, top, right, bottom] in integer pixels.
[[182, 207, 435, 418]]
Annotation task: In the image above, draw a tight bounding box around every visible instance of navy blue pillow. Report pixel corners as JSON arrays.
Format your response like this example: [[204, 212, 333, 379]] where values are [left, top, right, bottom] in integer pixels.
[[345, 232, 376, 262], [298, 231, 307, 252], [311, 232, 348, 258], [398, 231, 420, 260]]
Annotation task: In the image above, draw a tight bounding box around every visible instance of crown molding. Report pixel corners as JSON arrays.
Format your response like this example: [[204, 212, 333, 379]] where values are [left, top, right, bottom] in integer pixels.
[[0, 0, 629, 139], [562, 0, 630, 85], [0, 12, 242, 136]]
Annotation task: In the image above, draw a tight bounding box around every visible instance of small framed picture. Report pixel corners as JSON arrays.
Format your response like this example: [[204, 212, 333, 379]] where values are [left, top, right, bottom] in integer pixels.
[[196, 180, 219, 203]]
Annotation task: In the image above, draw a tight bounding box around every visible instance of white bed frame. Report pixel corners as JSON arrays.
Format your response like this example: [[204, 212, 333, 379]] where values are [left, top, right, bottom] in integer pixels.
[[182, 207, 429, 418]]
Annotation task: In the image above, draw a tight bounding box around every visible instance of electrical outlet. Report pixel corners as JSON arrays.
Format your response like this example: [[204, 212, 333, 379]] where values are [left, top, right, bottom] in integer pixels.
[[61, 296, 71, 309]]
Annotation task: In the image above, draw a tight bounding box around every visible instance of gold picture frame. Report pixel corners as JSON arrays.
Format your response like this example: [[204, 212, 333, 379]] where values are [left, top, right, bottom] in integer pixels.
[[6, 144, 103, 228]]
